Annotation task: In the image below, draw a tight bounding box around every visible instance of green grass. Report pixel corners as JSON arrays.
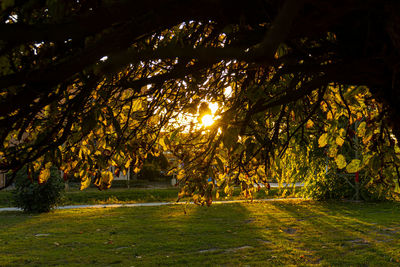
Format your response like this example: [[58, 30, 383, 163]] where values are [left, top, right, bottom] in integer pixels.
[[1, 200, 400, 266], [0, 187, 294, 207]]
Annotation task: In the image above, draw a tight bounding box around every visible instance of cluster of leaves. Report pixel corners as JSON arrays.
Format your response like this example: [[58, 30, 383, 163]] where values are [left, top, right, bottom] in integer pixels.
[[305, 85, 400, 200]]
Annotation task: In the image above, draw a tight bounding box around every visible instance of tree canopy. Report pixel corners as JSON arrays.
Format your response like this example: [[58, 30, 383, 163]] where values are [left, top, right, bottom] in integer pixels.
[[1, 0, 400, 202]]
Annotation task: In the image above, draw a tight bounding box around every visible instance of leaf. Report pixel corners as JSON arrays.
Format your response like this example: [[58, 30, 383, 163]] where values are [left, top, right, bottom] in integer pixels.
[[339, 128, 346, 137], [335, 154, 347, 169], [222, 128, 238, 149], [177, 170, 185, 180], [328, 145, 338, 158], [170, 128, 180, 142], [199, 102, 211, 115], [159, 137, 168, 150], [306, 120, 314, 128], [318, 133, 328, 148], [38, 168, 50, 184], [80, 176, 91, 190], [346, 159, 361, 173], [335, 136, 344, 146], [224, 185, 233, 196], [215, 155, 224, 172], [357, 121, 366, 137]]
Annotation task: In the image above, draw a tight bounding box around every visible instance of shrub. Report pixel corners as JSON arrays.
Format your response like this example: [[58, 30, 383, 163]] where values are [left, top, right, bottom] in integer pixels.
[[302, 171, 392, 201], [12, 167, 65, 213], [303, 172, 354, 200]]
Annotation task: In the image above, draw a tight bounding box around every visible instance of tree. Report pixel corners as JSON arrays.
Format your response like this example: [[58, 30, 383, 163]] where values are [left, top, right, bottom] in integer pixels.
[[1, 0, 400, 202]]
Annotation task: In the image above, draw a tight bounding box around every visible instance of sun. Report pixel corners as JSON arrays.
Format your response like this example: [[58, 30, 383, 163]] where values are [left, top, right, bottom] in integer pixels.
[[201, 114, 214, 127]]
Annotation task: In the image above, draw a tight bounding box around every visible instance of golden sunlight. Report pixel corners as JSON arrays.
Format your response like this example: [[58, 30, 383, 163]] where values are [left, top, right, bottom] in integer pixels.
[[201, 114, 214, 127]]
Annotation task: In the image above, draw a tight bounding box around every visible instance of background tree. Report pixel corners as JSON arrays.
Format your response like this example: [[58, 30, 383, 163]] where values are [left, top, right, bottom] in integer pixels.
[[1, 0, 400, 202]]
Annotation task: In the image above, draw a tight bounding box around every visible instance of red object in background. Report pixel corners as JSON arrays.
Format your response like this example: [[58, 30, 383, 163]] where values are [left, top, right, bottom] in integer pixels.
[[355, 172, 359, 183], [63, 172, 68, 181]]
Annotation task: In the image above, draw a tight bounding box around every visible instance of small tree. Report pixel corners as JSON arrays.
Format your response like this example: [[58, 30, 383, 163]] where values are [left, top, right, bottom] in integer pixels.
[[13, 167, 64, 213]]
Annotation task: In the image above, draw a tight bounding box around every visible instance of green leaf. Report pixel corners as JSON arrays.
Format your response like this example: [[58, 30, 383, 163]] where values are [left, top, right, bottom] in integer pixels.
[[215, 155, 224, 172], [346, 159, 361, 173], [318, 133, 328, 148], [335, 154, 347, 169], [170, 128, 180, 142], [222, 127, 238, 149]]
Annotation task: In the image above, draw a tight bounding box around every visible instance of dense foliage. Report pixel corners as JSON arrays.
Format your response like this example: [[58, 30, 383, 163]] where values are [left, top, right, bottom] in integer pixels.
[[12, 166, 64, 212], [1, 0, 400, 203]]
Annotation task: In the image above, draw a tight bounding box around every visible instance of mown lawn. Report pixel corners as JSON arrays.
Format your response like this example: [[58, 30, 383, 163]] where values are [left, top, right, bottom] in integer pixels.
[[0, 200, 399, 266], [0, 187, 294, 207]]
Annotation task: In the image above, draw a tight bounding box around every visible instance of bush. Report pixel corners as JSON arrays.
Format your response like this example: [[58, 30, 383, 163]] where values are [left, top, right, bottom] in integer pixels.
[[303, 171, 391, 201], [303, 172, 354, 200], [13, 167, 65, 213]]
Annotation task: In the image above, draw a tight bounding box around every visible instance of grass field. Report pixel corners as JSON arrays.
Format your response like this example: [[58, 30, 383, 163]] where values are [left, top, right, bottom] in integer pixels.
[[1, 200, 399, 266]]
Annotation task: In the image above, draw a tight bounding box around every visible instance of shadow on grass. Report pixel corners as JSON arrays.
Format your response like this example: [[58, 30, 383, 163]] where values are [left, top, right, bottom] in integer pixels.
[[265, 201, 400, 265]]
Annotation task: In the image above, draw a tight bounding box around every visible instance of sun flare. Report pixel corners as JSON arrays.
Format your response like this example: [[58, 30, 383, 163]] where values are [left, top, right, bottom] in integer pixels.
[[201, 114, 214, 127]]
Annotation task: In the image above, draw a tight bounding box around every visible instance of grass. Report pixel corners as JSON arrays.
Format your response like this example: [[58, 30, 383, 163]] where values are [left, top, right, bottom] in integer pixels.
[[0, 187, 295, 207], [1, 200, 400, 266]]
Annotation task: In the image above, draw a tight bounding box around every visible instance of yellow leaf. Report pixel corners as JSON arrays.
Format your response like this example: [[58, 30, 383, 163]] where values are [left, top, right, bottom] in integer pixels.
[[339, 128, 346, 137], [335, 154, 347, 169], [124, 159, 131, 169], [336, 136, 344, 146], [318, 133, 328, 148], [320, 102, 328, 112], [346, 159, 361, 173], [328, 145, 338, 158], [306, 120, 314, 129], [177, 170, 185, 180], [224, 185, 233, 196], [38, 168, 51, 183], [80, 176, 91, 190], [79, 169, 86, 177], [102, 171, 113, 183], [159, 137, 168, 150]]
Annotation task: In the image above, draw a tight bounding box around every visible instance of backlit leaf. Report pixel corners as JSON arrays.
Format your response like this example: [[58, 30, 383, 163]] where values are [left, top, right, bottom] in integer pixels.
[[357, 121, 366, 137], [38, 168, 50, 184], [318, 133, 328, 148], [80, 176, 91, 190], [336, 136, 344, 146], [346, 159, 361, 173], [335, 154, 346, 169]]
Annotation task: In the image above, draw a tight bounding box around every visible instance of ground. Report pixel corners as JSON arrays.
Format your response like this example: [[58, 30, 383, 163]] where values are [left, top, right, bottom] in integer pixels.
[[1, 200, 399, 266]]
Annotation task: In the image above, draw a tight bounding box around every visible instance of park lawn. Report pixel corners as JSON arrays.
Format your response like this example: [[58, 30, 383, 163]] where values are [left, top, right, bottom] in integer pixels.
[[0, 200, 399, 266], [0, 187, 295, 207]]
